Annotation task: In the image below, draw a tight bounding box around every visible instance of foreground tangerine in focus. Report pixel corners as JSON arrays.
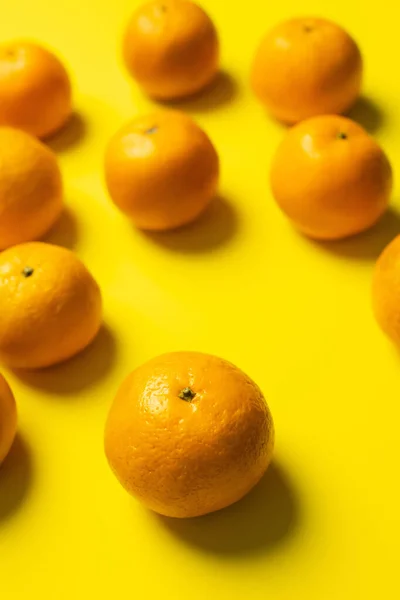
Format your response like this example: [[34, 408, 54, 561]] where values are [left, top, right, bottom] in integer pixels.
[[270, 115, 392, 240], [372, 235, 400, 346], [0, 127, 63, 250], [251, 17, 362, 123], [123, 0, 219, 99], [105, 351, 274, 518], [104, 110, 219, 230], [0, 40, 72, 138], [0, 242, 102, 369], [0, 373, 17, 465]]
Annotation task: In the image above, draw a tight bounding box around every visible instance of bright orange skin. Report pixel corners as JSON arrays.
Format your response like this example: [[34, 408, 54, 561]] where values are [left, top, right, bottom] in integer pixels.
[[123, 0, 219, 100], [0, 127, 63, 250], [104, 111, 219, 231], [0, 374, 17, 465], [372, 236, 400, 346], [0, 242, 102, 369], [105, 352, 274, 518], [251, 17, 362, 124], [270, 115, 392, 240], [0, 40, 72, 139]]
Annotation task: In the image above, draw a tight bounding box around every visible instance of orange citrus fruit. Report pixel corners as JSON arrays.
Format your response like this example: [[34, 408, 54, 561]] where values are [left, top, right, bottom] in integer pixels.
[[251, 17, 362, 123], [0, 40, 72, 139], [270, 115, 392, 240], [0, 127, 63, 250], [104, 351, 274, 518], [104, 110, 219, 230], [123, 0, 219, 99], [372, 235, 400, 346], [0, 373, 17, 465], [0, 242, 102, 369]]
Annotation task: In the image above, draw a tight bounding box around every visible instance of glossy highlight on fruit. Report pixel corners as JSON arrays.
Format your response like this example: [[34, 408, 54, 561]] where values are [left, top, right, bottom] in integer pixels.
[[252, 17, 362, 123], [0, 127, 63, 250], [123, 0, 219, 99], [104, 110, 219, 230], [0, 40, 72, 138], [270, 115, 392, 240], [373, 235, 400, 346], [0, 373, 17, 465], [0, 242, 102, 369], [105, 351, 274, 518]]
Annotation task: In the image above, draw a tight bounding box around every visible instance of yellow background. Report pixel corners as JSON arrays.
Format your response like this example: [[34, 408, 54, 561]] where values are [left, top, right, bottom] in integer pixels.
[[1, 1, 399, 598]]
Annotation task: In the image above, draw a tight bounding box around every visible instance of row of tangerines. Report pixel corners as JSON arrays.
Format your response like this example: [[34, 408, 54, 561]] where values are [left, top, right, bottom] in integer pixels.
[[0, 1, 399, 519]]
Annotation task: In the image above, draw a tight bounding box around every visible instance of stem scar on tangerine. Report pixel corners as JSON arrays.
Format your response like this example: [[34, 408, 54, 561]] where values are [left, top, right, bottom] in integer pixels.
[[179, 387, 196, 401], [22, 266, 34, 277]]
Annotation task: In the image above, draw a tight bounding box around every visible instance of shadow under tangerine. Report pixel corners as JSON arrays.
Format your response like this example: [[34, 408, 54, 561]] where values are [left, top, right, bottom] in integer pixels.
[[45, 112, 86, 153], [13, 324, 118, 396], [157, 461, 300, 556], [0, 435, 32, 522], [315, 208, 400, 262], [143, 195, 239, 254], [157, 71, 239, 113], [347, 96, 384, 134], [43, 207, 79, 250]]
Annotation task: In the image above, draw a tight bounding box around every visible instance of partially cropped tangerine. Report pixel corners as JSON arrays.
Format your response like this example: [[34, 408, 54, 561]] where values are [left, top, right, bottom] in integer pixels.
[[251, 17, 362, 123], [372, 235, 400, 347], [104, 110, 219, 230], [123, 0, 219, 100], [0, 40, 72, 139], [0, 242, 102, 369], [0, 373, 17, 465], [0, 127, 63, 250], [270, 115, 392, 240], [105, 351, 274, 518]]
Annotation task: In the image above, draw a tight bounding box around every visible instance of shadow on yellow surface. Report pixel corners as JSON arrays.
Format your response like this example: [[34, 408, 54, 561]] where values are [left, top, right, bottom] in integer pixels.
[[317, 208, 400, 261], [159, 71, 238, 113], [159, 461, 299, 556], [146, 196, 238, 253], [43, 207, 79, 250], [14, 325, 117, 396], [348, 96, 384, 134], [46, 112, 86, 153], [0, 435, 32, 522]]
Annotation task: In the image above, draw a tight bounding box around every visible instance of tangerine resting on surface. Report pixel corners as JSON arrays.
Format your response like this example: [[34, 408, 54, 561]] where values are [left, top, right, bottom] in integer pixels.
[[104, 351, 274, 518], [0, 242, 102, 369], [372, 235, 400, 346], [251, 17, 362, 123], [0, 373, 17, 465], [104, 110, 219, 230], [0, 40, 72, 139], [270, 115, 392, 240], [0, 127, 63, 250], [123, 0, 219, 100]]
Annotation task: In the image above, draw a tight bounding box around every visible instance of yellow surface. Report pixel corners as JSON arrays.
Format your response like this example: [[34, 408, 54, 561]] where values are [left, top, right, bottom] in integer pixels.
[[0, 1, 399, 598]]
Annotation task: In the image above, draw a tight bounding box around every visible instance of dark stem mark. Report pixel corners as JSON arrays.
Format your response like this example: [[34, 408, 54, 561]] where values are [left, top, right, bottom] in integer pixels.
[[179, 387, 196, 402], [337, 132, 348, 140], [145, 126, 158, 135], [22, 266, 34, 278]]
